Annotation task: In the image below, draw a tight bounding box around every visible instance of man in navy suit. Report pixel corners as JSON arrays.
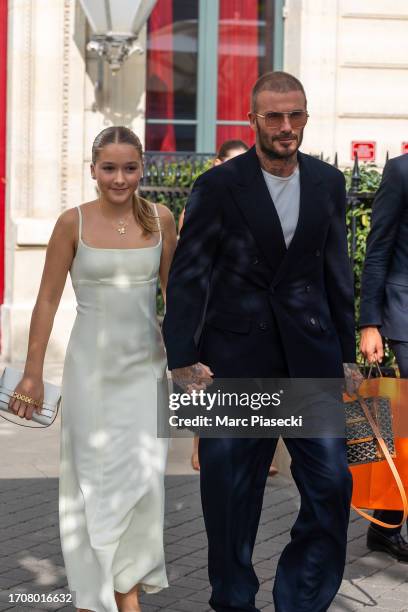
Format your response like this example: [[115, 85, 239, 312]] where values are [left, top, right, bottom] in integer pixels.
[[360, 154, 408, 561], [163, 72, 356, 612]]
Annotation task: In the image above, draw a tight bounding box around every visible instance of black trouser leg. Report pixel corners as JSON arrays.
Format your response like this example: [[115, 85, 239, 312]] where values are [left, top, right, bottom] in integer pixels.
[[273, 437, 352, 612], [199, 437, 277, 612]]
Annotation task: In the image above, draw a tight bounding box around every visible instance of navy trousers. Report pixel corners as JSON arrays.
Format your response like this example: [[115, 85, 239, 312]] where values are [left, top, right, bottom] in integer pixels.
[[199, 436, 352, 612], [373, 339, 408, 535]]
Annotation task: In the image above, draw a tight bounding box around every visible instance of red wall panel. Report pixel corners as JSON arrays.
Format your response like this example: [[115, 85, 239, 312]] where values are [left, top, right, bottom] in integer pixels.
[[0, 0, 7, 306]]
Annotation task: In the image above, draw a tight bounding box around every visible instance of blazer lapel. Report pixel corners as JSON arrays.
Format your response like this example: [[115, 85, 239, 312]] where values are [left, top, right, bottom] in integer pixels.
[[230, 147, 287, 274], [272, 152, 331, 286], [230, 148, 333, 287]]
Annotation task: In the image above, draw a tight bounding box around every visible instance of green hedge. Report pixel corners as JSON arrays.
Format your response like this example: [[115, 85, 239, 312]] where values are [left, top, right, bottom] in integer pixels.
[[144, 158, 212, 318], [145, 158, 213, 227], [342, 164, 393, 364]]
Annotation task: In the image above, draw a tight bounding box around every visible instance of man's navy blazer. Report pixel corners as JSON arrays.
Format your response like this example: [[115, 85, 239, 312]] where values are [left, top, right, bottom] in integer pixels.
[[163, 146, 355, 377], [360, 154, 408, 340]]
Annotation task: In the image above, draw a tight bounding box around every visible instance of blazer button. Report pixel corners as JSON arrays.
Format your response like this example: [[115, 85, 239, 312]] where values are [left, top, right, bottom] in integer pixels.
[[252, 257, 259, 265], [310, 317, 316, 326], [259, 321, 269, 330], [315, 249, 321, 257], [305, 285, 311, 293]]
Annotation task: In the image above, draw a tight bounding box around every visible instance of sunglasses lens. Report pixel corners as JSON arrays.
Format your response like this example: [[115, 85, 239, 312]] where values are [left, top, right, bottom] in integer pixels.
[[264, 113, 281, 127], [291, 112, 308, 127], [264, 112, 308, 128]]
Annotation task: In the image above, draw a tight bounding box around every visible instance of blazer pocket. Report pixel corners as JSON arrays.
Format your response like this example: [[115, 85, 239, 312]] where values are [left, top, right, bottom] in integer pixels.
[[206, 311, 252, 334], [306, 314, 328, 332]]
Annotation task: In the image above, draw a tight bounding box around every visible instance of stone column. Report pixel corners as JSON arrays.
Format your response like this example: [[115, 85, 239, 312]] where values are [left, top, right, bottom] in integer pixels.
[[299, 0, 339, 159], [2, 0, 86, 362]]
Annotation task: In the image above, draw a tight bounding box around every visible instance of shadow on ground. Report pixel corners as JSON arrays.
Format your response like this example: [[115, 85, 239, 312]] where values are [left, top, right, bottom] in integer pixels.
[[0, 476, 406, 611]]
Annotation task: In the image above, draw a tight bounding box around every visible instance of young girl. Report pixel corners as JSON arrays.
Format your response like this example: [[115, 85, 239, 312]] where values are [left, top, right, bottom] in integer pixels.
[[9, 126, 177, 612]]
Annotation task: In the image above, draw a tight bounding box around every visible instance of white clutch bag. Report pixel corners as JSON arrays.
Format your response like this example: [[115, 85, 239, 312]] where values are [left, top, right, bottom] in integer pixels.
[[0, 366, 61, 427]]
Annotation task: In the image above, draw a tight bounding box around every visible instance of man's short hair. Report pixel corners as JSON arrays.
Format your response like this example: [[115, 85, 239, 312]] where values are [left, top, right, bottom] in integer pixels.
[[251, 71, 307, 111]]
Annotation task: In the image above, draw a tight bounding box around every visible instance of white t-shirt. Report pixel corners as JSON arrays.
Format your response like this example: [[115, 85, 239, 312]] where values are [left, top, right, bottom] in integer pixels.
[[261, 166, 300, 248]]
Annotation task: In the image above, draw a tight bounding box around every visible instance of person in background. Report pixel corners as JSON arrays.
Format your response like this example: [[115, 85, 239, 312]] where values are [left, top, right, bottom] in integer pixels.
[[178, 140, 249, 234], [179, 140, 249, 471], [360, 153, 408, 561], [179, 139, 279, 476]]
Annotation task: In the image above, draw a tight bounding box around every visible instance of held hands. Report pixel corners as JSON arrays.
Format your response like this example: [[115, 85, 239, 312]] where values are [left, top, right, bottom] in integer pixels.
[[360, 326, 384, 364], [8, 376, 44, 420], [171, 362, 214, 393]]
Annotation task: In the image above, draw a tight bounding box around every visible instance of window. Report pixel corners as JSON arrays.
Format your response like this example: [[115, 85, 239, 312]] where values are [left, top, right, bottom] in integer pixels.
[[145, 0, 199, 151], [216, 0, 276, 148], [145, 0, 283, 152]]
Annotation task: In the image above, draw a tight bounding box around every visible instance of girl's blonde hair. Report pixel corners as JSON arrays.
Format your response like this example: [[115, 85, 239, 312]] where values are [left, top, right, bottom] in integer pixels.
[[92, 126, 158, 235]]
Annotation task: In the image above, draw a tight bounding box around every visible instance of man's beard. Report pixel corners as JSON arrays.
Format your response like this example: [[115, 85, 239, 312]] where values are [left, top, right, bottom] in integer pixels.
[[258, 127, 303, 160]]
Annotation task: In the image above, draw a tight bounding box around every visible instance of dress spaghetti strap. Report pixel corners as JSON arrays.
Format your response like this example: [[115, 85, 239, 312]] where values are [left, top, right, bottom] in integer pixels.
[[77, 206, 83, 243], [153, 203, 162, 243]]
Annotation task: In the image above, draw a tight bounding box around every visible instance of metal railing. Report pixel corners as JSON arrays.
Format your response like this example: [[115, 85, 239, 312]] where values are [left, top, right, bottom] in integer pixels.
[[139, 152, 213, 208]]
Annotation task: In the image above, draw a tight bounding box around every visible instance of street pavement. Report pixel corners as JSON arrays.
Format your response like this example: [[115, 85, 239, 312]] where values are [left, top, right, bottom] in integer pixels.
[[0, 363, 407, 611]]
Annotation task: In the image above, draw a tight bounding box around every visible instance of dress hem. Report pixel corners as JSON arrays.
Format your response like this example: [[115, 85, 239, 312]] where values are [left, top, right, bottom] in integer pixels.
[[74, 583, 169, 611], [116, 582, 169, 595]]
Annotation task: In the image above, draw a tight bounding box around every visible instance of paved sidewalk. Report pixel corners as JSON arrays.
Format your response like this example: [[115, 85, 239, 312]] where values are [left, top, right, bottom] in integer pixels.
[[1, 364, 408, 611], [1, 474, 408, 612]]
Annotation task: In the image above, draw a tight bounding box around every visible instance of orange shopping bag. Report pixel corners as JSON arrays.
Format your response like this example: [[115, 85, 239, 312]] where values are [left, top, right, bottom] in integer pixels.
[[347, 376, 408, 526]]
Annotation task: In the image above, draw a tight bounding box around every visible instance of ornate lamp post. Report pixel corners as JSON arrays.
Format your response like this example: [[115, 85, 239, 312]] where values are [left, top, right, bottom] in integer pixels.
[[79, 0, 157, 72]]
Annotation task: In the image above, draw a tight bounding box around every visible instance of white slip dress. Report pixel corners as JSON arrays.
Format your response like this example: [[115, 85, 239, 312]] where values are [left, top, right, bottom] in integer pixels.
[[59, 205, 169, 611]]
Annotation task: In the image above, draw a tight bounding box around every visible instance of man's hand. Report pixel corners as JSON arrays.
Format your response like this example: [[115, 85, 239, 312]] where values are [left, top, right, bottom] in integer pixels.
[[343, 363, 364, 397], [171, 362, 214, 393], [360, 326, 384, 364]]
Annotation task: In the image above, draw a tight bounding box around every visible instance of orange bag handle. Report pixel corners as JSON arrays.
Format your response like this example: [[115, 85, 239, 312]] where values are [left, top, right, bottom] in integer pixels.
[[366, 360, 383, 379], [351, 393, 408, 528]]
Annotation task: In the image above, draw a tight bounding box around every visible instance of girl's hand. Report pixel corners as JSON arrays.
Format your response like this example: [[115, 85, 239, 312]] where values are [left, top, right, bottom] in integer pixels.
[[8, 376, 44, 420]]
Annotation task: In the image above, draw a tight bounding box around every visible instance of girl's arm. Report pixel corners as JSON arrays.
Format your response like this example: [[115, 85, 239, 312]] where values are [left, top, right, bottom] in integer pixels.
[[9, 208, 77, 420]]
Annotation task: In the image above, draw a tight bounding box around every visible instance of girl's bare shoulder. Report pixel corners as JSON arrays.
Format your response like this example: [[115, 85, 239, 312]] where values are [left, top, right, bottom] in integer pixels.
[[58, 201, 96, 224], [155, 203, 175, 228], [53, 202, 95, 239]]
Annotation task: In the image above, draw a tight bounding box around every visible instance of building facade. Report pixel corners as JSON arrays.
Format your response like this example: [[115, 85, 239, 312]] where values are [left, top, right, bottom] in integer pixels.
[[1, 0, 408, 363]]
